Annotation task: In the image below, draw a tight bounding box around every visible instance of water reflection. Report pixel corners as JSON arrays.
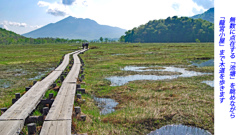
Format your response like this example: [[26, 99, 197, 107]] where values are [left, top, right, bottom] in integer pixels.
[[0, 79, 12, 88], [191, 59, 214, 67], [202, 80, 214, 87], [148, 124, 212, 135], [107, 66, 212, 86], [93, 96, 119, 115]]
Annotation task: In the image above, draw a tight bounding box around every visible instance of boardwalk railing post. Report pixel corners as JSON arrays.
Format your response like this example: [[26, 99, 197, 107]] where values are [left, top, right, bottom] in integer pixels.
[[12, 99, 17, 104], [15, 93, 21, 99], [27, 123, 36, 135], [48, 93, 53, 99], [52, 83, 56, 88], [60, 75, 64, 82], [43, 107, 49, 116], [25, 86, 31, 91], [0, 107, 7, 114], [76, 88, 85, 94], [80, 115, 86, 121], [33, 81, 37, 85], [77, 94, 81, 99], [74, 106, 81, 115]]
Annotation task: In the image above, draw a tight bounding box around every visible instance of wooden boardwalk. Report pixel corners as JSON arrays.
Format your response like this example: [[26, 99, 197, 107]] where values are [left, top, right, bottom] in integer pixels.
[[0, 49, 84, 135], [40, 50, 84, 135]]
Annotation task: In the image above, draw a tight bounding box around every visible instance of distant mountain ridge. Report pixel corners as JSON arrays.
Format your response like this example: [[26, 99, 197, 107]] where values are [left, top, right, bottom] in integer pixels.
[[23, 16, 126, 40], [191, 8, 214, 23]]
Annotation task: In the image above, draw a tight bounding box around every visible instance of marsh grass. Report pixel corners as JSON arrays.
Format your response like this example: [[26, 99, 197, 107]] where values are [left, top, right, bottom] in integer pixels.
[[77, 43, 214, 134], [0, 43, 213, 134], [0, 43, 80, 110]]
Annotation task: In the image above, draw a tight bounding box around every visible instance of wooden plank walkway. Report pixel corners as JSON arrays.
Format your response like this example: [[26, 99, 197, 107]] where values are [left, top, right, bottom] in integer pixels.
[[40, 50, 85, 135], [0, 50, 82, 135]]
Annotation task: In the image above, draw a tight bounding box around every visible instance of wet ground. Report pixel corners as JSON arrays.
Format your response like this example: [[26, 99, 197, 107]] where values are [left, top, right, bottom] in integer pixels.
[[191, 59, 214, 67], [202, 80, 214, 87], [0, 79, 12, 88], [106, 66, 212, 86], [93, 96, 119, 115], [148, 124, 212, 135]]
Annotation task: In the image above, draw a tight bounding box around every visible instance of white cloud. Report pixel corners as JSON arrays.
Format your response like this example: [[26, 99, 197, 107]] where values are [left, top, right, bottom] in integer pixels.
[[0, 24, 9, 30], [172, 3, 180, 11], [38, 1, 70, 16], [2, 21, 27, 27], [9, 22, 27, 27], [36, 0, 209, 30], [30, 25, 43, 29], [69, 0, 207, 30], [192, 0, 214, 9], [62, 0, 76, 5], [38, 1, 50, 7]]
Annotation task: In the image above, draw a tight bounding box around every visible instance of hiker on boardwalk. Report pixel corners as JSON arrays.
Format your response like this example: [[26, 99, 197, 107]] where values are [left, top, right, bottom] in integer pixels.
[[82, 43, 85, 49], [85, 42, 89, 49]]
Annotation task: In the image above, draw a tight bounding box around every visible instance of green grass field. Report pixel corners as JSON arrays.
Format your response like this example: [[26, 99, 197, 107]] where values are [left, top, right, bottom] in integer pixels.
[[0, 43, 214, 134]]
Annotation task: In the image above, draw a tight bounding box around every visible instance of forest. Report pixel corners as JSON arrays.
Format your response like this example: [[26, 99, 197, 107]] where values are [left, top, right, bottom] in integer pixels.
[[120, 16, 214, 43], [0, 28, 87, 45]]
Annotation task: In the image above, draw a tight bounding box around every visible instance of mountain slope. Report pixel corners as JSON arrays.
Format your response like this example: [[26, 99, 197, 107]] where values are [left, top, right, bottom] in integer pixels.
[[121, 16, 214, 43], [0, 28, 27, 44], [191, 8, 214, 23], [0, 28, 25, 39], [23, 16, 126, 40]]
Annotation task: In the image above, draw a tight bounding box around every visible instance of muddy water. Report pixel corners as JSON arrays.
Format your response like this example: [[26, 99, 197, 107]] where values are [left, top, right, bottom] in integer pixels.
[[148, 124, 212, 135], [93, 96, 119, 115], [106, 66, 212, 86]]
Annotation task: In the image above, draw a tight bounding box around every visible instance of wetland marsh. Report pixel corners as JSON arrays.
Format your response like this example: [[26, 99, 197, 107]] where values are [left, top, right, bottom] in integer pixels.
[[0, 43, 214, 134]]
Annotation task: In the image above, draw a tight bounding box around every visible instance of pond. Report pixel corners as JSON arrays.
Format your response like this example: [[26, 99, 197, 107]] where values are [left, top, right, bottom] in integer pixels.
[[191, 59, 214, 67], [202, 80, 214, 87], [0, 79, 12, 88], [106, 66, 212, 86], [148, 124, 212, 135], [28, 68, 55, 80], [93, 96, 119, 115]]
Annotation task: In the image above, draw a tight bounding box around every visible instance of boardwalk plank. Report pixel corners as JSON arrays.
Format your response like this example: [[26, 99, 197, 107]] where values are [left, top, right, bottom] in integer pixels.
[[0, 50, 80, 135], [40, 50, 85, 135], [40, 120, 71, 135], [0, 120, 24, 135]]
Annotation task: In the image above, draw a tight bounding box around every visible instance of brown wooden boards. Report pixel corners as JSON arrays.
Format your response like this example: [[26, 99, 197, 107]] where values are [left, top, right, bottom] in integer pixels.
[[0, 120, 24, 135], [39, 120, 71, 135], [40, 49, 86, 135], [0, 50, 81, 135]]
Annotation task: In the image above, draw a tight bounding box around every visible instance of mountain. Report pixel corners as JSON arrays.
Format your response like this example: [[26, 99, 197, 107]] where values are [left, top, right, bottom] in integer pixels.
[[23, 16, 127, 40], [191, 8, 214, 23], [0, 27, 25, 39], [121, 16, 214, 43], [0, 27, 26, 44]]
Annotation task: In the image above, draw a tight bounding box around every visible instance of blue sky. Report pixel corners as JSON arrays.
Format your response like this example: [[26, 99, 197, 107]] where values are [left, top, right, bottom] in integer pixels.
[[0, 0, 214, 34]]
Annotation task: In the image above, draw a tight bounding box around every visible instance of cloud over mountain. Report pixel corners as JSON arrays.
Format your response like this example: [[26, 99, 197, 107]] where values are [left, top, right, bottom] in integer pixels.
[[192, 0, 214, 9], [38, 1, 70, 17], [1, 21, 27, 27]]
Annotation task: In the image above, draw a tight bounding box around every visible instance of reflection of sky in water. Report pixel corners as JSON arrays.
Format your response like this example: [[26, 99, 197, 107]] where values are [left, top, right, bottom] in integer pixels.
[[106, 66, 212, 86], [93, 96, 119, 115], [28, 68, 54, 80], [191, 59, 214, 67], [202, 80, 214, 87], [148, 124, 212, 135], [0, 79, 12, 88]]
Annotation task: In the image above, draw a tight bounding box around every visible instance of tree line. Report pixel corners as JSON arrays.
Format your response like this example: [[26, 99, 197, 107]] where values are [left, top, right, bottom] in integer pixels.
[[120, 16, 214, 43], [0, 28, 87, 45]]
